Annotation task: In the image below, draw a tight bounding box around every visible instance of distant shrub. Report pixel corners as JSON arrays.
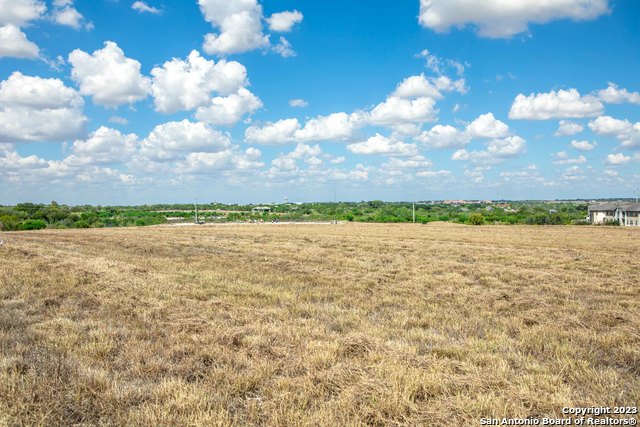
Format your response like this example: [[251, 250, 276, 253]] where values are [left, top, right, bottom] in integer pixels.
[[0, 215, 20, 231], [73, 220, 91, 229], [548, 213, 564, 225], [525, 214, 563, 225], [572, 220, 590, 226], [603, 219, 620, 226], [468, 213, 485, 225], [19, 219, 47, 230]]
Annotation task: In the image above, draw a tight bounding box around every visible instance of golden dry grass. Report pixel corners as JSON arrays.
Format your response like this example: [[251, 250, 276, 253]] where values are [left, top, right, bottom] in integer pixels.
[[0, 223, 639, 426]]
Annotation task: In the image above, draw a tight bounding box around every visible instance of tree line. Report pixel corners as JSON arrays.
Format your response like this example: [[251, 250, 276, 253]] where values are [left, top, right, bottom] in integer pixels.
[[0, 200, 595, 231]]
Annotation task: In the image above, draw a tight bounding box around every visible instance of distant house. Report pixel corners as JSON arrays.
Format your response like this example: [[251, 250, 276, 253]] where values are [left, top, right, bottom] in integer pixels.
[[252, 206, 272, 213], [588, 203, 640, 226]]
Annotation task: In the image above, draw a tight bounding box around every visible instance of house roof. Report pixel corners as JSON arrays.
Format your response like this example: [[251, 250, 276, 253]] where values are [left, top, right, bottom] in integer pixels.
[[588, 202, 640, 212], [618, 203, 640, 212], [588, 203, 618, 212]]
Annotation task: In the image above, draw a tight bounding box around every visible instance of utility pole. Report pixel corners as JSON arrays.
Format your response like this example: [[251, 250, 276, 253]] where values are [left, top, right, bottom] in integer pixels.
[[635, 188, 639, 203], [412, 193, 416, 223]]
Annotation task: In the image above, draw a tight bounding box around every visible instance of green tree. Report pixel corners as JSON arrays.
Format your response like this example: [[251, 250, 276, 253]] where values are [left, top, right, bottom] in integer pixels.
[[469, 213, 485, 225], [0, 215, 20, 231], [20, 219, 47, 230]]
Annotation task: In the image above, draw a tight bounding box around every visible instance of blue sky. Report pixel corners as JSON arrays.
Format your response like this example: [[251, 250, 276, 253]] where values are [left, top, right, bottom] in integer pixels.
[[0, 0, 639, 204]]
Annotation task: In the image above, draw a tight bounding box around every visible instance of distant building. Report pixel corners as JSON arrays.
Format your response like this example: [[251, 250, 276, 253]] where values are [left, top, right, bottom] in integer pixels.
[[588, 203, 640, 226], [252, 206, 272, 213]]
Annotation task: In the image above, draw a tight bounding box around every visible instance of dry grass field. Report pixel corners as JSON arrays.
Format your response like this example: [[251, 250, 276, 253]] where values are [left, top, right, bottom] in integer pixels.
[[0, 223, 639, 426]]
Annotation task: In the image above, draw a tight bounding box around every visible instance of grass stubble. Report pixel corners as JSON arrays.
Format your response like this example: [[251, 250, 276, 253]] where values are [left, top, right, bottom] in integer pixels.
[[0, 223, 638, 426]]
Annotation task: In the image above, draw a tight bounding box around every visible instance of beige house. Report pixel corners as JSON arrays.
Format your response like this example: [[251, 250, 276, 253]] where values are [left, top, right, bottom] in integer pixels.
[[588, 203, 640, 226]]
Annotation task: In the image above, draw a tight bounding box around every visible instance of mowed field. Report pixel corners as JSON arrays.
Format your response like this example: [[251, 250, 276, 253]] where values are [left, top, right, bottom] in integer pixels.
[[0, 223, 639, 426]]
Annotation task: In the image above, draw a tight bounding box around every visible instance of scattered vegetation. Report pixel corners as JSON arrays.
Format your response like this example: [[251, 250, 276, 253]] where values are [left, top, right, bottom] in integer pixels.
[[0, 223, 638, 425], [0, 200, 596, 231]]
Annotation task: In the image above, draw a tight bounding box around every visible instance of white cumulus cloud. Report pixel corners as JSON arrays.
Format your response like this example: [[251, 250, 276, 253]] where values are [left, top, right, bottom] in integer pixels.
[[151, 50, 248, 114], [69, 41, 151, 107], [175, 150, 234, 173], [269, 143, 325, 172], [604, 153, 633, 165], [465, 112, 509, 139], [266, 10, 303, 32], [419, 0, 610, 38], [0, 24, 39, 58], [347, 134, 418, 156], [486, 136, 526, 157], [0, 0, 46, 26], [289, 98, 308, 108], [369, 97, 437, 127], [415, 124, 467, 149], [430, 75, 467, 94], [194, 87, 262, 126], [509, 89, 604, 120], [108, 116, 128, 125], [416, 49, 467, 77], [52, 3, 85, 29], [271, 156, 297, 171], [272, 36, 295, 57], [588, 115, 640, 149], [139, 120, 231, 161], [415, 112, 510, 149], [392, 74, 442, 99], [588, 115, 633, 135], [132, 1, 161, 14], [0, 0, 45, 58], [245, 112, 366, 145], [452, 136, 526, 166], [384, 155, 433, 169], [295, 112, 366, 142], [0, 71, 80, 109], [0, 71, 87, 142], [70, 126, 138, 165], [174, 148, 263, 174], [245, 118, 300, 145], [417, 169, 452, 178], [555, 120, 584, 137], [570, 140, 597, 151], [552, 153, 587, 165], [597, 82, 640, 104], [199, 0, 269, 55]]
